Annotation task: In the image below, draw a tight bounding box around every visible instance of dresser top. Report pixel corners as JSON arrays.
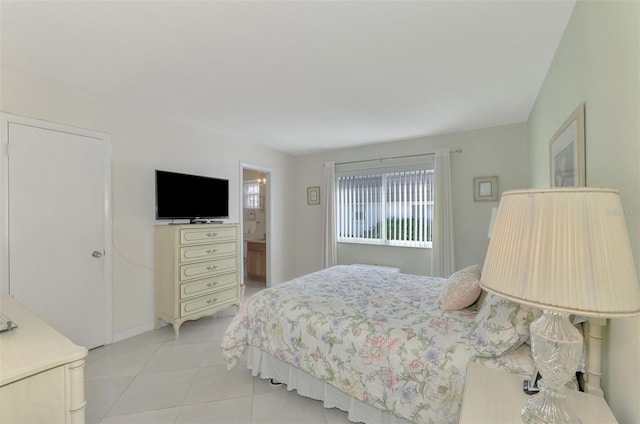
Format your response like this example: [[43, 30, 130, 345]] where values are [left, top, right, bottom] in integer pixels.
[[0, 296, 87, 386], [155, 222, 239, 228]]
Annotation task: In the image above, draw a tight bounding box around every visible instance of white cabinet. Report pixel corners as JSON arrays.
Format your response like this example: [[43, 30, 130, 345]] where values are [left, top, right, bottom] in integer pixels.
[[154, 223, 241, 337], [0, 296, 87, 423]]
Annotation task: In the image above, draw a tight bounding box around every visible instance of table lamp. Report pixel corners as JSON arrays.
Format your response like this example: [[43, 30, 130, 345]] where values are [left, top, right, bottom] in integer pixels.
[[480, 188, 640, 423]]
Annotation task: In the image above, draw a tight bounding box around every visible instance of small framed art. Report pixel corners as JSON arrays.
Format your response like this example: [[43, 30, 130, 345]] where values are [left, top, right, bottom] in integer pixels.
[[474, 176, 498, 201], [307, 186, 320, 205]]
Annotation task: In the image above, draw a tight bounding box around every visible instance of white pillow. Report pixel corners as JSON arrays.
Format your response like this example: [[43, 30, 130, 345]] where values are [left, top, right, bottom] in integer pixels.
[[440, 264, 482, 311]]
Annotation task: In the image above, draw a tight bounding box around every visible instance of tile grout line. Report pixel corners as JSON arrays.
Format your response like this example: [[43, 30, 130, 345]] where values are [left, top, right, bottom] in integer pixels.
[[100, 341, 163, 421]]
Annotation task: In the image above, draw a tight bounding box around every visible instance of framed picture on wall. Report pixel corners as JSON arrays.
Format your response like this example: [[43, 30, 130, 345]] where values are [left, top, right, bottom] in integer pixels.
[[549, 103, 586, 187], [474, 176, 498, 201], [307, 186, 320, 205]]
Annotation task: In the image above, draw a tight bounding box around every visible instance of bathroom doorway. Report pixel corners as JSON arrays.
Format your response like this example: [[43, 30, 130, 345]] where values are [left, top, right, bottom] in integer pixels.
[[240, 163, 271, 295]]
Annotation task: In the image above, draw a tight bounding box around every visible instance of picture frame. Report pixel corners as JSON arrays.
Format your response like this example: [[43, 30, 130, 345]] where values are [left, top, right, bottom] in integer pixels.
[[549, 103, 586, 187], [307, 186, 320, 205], [474, 176, 498, 201]]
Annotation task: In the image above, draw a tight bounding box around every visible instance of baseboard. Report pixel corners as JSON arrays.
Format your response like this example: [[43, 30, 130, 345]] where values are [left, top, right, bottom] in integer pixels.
[[112, 321, 157, 343]]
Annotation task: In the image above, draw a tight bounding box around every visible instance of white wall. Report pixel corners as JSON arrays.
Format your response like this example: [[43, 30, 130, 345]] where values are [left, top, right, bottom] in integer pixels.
[[527, 1, 639, 421], [0, 69, 297, 340], [293, 123, 529, 277]]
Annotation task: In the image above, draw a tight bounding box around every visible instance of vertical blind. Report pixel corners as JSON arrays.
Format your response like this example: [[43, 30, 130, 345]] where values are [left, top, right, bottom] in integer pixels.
[[336, 169, 434, 247]]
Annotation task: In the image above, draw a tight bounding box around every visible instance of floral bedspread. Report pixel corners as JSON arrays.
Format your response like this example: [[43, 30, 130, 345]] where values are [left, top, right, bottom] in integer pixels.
[[221, 266, 481, 423]]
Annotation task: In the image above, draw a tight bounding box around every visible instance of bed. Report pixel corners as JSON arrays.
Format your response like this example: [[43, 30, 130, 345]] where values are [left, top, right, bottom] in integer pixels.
[[221, 265, 599, 424]]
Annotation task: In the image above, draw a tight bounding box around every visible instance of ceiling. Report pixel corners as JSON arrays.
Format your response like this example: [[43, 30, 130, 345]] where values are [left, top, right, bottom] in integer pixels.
[[1, 1, 575, 155]]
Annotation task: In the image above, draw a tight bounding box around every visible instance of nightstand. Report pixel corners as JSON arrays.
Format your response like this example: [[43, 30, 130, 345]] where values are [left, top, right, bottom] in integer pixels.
[[459, 362, 618, 423]]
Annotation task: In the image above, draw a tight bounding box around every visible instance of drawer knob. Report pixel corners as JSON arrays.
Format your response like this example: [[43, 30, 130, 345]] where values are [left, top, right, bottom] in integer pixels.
[[207, 298, 218, 304], [206, 233, 218, 237], [206, 282, 218, 288], [206, 265, 218, 271], [206, 249, 217, 254]]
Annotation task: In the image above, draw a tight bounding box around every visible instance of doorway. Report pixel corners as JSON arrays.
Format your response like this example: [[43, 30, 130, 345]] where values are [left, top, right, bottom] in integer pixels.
[[1, 113, 112, 349], [240, 163, 271, 296]]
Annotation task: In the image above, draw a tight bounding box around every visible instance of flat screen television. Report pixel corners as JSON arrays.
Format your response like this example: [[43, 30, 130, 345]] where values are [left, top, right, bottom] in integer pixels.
[[155, 170, 229, 221]]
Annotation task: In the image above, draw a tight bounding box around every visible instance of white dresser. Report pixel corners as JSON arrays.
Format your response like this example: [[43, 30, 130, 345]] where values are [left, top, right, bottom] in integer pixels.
[[0, 296, 87, 423], [154, 223, 241, 337]]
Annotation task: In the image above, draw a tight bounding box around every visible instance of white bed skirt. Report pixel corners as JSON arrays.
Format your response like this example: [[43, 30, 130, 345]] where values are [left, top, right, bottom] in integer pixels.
[[246, 346, 414, 424]]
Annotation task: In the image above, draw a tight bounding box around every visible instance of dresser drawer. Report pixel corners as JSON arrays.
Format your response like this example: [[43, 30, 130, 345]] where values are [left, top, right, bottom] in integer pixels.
[[180, 226, 237, 245], [180, 242, 237, 263], [180, 273, 237, 300], [180, 287, 237, 317], [179, 257, 236, 281]]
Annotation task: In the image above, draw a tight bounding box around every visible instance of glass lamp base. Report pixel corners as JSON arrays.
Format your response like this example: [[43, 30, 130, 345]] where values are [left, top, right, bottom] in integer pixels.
[[521, 382, 581, 424], [521, 310, 583, 424]]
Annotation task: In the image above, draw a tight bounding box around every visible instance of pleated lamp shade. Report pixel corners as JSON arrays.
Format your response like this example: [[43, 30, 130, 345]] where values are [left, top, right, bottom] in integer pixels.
[[481, 188, 640, 317]]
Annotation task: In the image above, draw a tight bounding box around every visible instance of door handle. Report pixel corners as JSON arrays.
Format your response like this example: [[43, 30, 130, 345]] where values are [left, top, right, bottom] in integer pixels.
[[92, 251, 103, 258]]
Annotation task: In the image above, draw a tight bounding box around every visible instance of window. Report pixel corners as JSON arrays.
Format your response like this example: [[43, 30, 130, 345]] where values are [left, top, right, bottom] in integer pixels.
[[337, 169, 434, 247], [243, 181, 261, 209]]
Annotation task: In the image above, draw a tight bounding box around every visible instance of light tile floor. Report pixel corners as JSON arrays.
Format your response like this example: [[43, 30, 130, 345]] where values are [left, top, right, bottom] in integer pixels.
[[85, 279, 354, 423]]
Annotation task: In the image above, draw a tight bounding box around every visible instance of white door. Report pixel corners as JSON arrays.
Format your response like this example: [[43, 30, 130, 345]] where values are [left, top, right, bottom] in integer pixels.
[[4, 116, 111, 349]]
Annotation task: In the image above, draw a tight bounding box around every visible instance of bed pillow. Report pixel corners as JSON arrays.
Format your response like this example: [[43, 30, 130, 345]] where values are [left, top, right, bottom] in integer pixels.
[[440, 264, 482, 311], [472, 293, 541, 357]]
